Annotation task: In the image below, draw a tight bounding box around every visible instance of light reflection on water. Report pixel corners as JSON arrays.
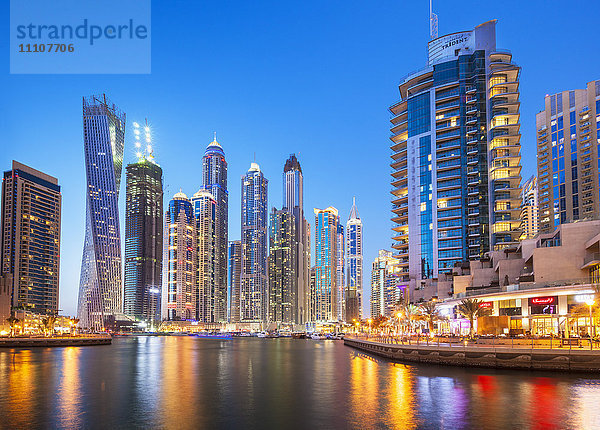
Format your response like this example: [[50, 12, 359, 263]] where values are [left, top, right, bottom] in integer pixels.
[[1, 337, 600, 429]]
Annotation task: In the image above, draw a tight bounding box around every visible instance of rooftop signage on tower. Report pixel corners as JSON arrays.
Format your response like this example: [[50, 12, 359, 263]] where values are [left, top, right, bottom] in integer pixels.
[[428, 31, 474, 65]]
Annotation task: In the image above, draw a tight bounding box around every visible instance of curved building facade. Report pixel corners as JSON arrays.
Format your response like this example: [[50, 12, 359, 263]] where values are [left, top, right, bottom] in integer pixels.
[[389, 21, 522, 301], [77, 95, 125, 330]]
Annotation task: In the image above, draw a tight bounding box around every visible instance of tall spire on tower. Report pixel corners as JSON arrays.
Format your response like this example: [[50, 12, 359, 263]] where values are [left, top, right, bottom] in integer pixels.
[[348, 196, 360, 220], [429, 0, 438, 40]]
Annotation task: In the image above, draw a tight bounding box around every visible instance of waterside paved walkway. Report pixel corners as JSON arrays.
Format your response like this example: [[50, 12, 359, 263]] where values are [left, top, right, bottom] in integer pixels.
[[344, 337, 600, 372], [0, 336, 112, 348]]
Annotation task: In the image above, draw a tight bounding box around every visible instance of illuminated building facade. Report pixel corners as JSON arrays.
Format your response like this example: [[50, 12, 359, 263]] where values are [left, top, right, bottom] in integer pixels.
[[370, 250, 400, 318], [228, 240, 242, 323], [165, 191, 196, 320], [336, 223, 345, 321], [389, 21, 522, 302], [283, 154, 310, 324], [268, 208, 296, 324], [346, 197, 363, 321], [201, 135, 228, 322], [191, 189, 218, 323], [241, 163, 268, 322], [520, 176, 538, 240], [536, 81, 600, 233], [1, 161, 61, 315], [313, 207, 339, 322], [124, 122, 163, 325], [78, 95, 125, 330]]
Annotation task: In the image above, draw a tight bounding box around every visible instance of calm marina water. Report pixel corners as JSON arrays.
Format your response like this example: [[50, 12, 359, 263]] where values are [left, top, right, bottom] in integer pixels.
[[1, 337, 600, 429]]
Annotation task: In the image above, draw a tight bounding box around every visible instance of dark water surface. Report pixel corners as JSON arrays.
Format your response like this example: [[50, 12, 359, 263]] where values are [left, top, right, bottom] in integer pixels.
[[1, 337, 600, 429]]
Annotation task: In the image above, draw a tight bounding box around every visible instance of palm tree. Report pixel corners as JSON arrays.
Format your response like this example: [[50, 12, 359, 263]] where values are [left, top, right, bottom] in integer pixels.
[[400, 304, 421, 334], [6, 315, 20, 337], [419, 301, 442, 336], [41, 315, 56, 337], [457, 298, 491, 338]]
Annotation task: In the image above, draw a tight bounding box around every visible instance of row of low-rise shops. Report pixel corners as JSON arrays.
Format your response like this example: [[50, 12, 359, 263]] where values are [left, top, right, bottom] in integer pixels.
[[437, 284, 598, 336], [425, 220, 600, 337]]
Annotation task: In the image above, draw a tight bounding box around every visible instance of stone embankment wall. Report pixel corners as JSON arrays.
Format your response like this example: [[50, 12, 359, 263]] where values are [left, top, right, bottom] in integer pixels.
[[344, 338, 600, 372], [0, 337, 112, 348]]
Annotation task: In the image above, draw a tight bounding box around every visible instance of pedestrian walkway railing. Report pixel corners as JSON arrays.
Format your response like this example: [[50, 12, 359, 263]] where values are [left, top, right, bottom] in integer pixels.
[[346, 334, 599, 351]]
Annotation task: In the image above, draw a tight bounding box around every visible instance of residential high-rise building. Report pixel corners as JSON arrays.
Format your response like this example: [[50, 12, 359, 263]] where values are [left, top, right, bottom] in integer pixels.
[[191, 189, 217, 323], [78, 95, 125, 330], [313, 207, 339, 322], [309, 266, 316, 322], [537, 81, 600, 233], [228, 240, 242, 323], [124, 123, 163, 325], [1, 161, 61, 315], [165, 191, 196, 320], [346, 197, 363, 321], [389, 21, 522, 302], [336, 223, 345, 321], [268, 208, 296, 324], [520, 176, 538, 240], [283, 154, 310, 324], [370, 250, 400, 318], [241, 163, 268, 322], [202, 134, 228, 323]]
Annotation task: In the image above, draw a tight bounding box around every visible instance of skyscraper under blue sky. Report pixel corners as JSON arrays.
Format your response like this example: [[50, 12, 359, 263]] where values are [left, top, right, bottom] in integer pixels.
[[346, 197, 363, 321], [77, 95, 125, 330], [390, 21, 522, 302], [241, 163, 268, 323], [202, 136, 228, 323]]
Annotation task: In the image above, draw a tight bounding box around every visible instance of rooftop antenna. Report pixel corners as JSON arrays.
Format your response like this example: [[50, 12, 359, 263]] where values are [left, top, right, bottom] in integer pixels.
[[429, 0, 438, 40], [213, 131, 217, 142]]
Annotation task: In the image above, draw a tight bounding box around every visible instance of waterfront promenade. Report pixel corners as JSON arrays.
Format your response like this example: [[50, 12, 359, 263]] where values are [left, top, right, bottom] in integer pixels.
[[344, 336, 600, 372]]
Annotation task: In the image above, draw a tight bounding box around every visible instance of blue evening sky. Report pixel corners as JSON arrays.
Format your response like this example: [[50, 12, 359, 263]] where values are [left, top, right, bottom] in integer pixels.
[[1, 1, 598, 316]]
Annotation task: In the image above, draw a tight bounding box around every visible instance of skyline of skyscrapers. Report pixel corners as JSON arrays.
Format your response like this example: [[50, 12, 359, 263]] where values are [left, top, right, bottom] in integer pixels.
[[123, 135, 163, 326], [389, 20, 523, 303], [536, 81, 600, 234], [1, 161, 61, 316], [240, 163, 269, 322], [77, 95, 125, 330], [346, 197, 363, 321]]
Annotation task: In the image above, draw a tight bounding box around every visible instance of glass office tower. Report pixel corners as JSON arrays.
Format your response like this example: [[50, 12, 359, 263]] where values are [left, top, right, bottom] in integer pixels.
[[389, 21, 522, 300], [313, 207, 340, 322], [268, 208, 296, 324], [1, 161, 61, 315], [77, 95, 125, 330], [241, 163, 268, 323], [346, 197, 363, 321], [202, 135, 228, 322], [283, 154, 310, 324], [124, 150, 163, 326], [228, 240, 242, 323], [536, 81, 600, 233]]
